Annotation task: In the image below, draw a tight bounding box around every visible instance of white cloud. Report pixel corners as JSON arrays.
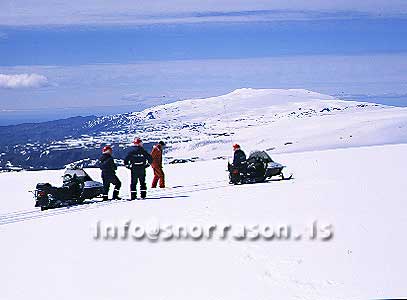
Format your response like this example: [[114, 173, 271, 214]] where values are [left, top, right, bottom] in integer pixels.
[[0, 74, 49, 89], [2, 54, 406, 108]]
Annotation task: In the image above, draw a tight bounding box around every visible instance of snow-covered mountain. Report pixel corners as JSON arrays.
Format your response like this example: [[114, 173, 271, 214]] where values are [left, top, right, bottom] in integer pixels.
[[1, 88, 407, 169], [121, 88, 407, 159]]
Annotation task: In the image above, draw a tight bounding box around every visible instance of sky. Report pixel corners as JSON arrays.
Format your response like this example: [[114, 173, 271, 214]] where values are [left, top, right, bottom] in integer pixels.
[[0, 1, 407, 125]]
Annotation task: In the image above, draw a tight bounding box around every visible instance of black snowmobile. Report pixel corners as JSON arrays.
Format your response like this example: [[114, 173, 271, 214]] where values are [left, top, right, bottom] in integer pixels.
[[33, 168, 104, 210], [228, 150, 291, 184]]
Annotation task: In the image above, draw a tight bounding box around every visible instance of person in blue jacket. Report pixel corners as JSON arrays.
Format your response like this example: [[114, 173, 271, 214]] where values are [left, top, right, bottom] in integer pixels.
[[124, 138, 152, 200], [99, 145, 121, 201]]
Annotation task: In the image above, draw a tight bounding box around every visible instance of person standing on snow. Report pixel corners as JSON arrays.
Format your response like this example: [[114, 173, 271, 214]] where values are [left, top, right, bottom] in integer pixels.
[[99, 145, 121, 201], [124, 138, 152, 200], [233, 143, 247, 172], [151, 141, 166, 188]]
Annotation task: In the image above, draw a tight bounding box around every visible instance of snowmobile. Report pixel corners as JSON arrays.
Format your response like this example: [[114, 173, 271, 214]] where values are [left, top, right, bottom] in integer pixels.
[[228, 150, 291, 184], [33, 167, 104, 210]]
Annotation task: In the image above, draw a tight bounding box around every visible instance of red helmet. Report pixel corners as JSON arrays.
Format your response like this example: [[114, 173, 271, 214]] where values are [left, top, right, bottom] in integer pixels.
[[233, 143, 240, 150], [102, 145, 112, 154], [133, 137, 143, 146]]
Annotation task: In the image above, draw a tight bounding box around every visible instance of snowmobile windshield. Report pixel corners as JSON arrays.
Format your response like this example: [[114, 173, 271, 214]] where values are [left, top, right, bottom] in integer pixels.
[[247, 151, 274, 163], [64, 168, 92, 182]]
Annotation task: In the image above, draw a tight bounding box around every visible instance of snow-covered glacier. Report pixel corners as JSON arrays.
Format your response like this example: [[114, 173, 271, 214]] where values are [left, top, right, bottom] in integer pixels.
[[88, 88, 407, 159]]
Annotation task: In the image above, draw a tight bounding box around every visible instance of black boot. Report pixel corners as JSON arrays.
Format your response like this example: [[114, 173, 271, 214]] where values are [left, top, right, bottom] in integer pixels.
[[112, 190, 121, 200], [140, 190, 147, 199], [102, 195, 109, 201], [131, 191, 137, 200]]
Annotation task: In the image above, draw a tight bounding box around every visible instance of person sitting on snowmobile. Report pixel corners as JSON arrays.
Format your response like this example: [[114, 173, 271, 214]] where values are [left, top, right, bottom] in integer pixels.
[[151, 141, 166, 189], [233, 144, 247, 172], [99, 145, 121, 201], [124, 138, 153, 200]]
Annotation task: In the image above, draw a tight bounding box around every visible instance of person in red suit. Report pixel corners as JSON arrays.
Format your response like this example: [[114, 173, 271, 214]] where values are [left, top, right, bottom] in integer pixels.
[[151, 141, 166, 188]]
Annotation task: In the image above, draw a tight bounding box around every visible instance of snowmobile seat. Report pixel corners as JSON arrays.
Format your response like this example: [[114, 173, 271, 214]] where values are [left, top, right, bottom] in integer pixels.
[[36, 183, 52, 190], [36, 177, 82, 200]]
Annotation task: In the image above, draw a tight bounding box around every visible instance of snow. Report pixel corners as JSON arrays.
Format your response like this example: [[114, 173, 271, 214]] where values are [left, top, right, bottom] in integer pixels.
[[125, 88, 407, 159], [1, 143, 406, 299], [1, 88, 407, 299]]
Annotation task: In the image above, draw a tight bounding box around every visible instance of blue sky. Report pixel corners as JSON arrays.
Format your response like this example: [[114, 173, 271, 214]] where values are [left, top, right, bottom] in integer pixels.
[[1, 1, 407, 125], [2, 19, 407, 65]]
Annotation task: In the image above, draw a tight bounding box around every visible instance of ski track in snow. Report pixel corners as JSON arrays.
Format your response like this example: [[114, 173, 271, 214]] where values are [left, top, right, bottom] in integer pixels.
[[0, 180, 233, 225], [0, 175, 297, 226]]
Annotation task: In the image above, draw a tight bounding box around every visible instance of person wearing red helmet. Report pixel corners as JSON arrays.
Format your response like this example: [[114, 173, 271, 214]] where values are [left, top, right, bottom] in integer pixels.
[[151, 141, 166, 188], [124, 137, 152, 200], [233, 143, 247, 170], [229, 144, 247, 184], [99, 145, 121, 201]]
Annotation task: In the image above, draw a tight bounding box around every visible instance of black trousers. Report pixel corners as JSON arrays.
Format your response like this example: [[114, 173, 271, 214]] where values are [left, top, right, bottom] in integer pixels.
[[130, 168, 147, 199], [102, 173, 121, 197]]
